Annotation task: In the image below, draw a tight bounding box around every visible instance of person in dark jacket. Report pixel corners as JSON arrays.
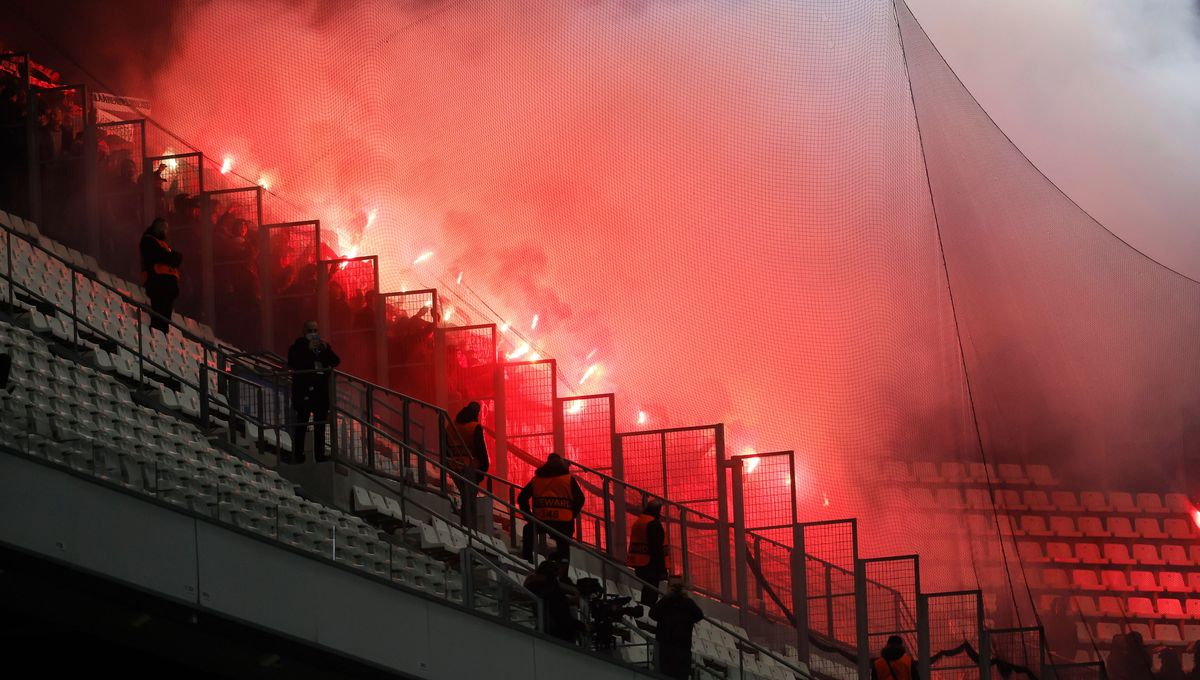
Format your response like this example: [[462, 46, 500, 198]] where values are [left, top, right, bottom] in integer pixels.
[[517, 453, 585, 563], [872, 635, 920, 680], [139, 218, 182, 335], [286, 320, 341, 463], [448, 401, 490, 528], [523, 559, 583, 643], [649, 576, 704, 679], [627, 499, 670, 607]]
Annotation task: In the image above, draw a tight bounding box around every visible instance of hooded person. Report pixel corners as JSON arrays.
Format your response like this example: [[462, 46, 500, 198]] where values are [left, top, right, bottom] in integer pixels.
[[517, 453, 585, 563], [649, 575, 705, 680], [285, 320, 341, 463], [139, 217, 182, 335], [627, 498, 671, 606], [872, 636, 920, 680]]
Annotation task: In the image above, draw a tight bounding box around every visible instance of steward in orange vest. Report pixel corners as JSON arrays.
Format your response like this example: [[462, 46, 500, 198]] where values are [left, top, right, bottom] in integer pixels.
[[139, 218, 183, 335], [872, 636, 919, 680], [517, 454, 585, 562], [628, 499, 672, 606]]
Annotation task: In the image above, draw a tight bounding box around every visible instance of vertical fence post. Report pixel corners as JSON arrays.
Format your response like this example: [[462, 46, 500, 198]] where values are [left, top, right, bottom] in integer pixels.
[[917, 594, 931, 680], [83, 89, 100, 259], [714, 425, 732, 602], [602, 478, 613, 558], [730, 459, 749, 627], [793, 523, 810, 663], [328, 372, 339, 462], [977, 596, 990, 680], [365, 385, 376, 471], [855, 560, 871, 680], [258, 224, 273, 351]]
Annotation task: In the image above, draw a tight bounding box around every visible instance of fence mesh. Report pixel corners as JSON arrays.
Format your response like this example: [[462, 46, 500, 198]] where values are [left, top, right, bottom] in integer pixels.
[[863, 556, 920, 654], [988, 628, 1043, 680], [801, 520, 858, 647], [322, 255, 378, 382], [500, 360, 556, 486], [441, 324, 496, 411], [383, 289, 436, 401], [265, 221, 319, 352], [926, 591, 983, 680], [95, 119, 145, 279], [33, 85, 87, 250], [207, 187, 262, 349], [560, 394, 615, 549]]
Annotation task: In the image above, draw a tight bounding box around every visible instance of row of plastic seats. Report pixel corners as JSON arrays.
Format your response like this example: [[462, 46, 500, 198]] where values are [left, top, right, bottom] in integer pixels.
[[1001, 489, 1189, 515], [1, 214, 218, 411], [1032, 566, 1200, 595], [1007, 514, 1193, 540], [911, 487, 1190, 518], [1018, 540, 1200, 568], [885, 460, 1058, 486], [0, 321, 422, 589], [1080, 594, 1200, 622]]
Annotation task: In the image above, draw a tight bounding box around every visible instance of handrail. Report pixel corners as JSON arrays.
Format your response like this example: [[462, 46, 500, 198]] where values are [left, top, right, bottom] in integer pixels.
[[1, 222, 219, 397], [297, 392, 812, 679]]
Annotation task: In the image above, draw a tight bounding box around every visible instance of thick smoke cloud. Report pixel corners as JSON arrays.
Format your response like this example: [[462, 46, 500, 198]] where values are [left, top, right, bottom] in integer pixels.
[[4, 0, 1197, 590], [908, 0, 1200, 280]]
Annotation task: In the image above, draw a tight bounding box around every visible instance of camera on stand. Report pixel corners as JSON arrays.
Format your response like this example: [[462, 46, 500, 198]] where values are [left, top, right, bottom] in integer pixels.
[[575, 577, 644, 653]]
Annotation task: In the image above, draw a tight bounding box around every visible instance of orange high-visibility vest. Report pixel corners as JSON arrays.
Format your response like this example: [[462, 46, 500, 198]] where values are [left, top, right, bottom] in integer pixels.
[[874, 655, 913, 680], [529, 474, 575, 522], [142, 236, 180, 283], [627, 513, 673, 570]]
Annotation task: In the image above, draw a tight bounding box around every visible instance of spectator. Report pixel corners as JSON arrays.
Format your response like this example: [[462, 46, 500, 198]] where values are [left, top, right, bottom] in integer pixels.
[[1124, 631, 1154, 680], [518, 453, 584, 563], [139, 217, 182, 335], [627, 499, 671, 607], [523, 559, 583, 643], [872, 635, 919, 680], [649, 575, 704, 680], [286, 320, 340, 464], [1043, 596, 1079, 663], [447, 401, 490, 528], [1158, 649, 1186, 680]]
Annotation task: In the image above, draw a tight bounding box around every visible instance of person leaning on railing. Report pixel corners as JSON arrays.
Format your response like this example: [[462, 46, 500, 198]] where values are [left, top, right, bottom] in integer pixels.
[[139, 217, 182, 336], [627, 499, 671, 607], [446, 401, 490, 528], [285, 320, 340, 464]]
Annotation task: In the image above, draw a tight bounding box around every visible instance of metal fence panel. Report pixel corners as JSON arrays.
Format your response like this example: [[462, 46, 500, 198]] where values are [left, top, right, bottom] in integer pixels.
[[205, 187, 263, 349], [95, 119, 145, 279], [383, 289, 437, 402], [262, 220, 320, 352], [319, 255, 380, 382]]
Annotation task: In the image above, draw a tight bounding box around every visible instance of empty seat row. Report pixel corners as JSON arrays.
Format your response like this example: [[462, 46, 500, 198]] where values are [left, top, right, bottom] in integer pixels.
[[1018, 540, 1200, 567], [886, 460, 1058, 486], [912, 488, 1191, 518], [1007, 514, 1193, 540], [1031, 567, 1200, 595]]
